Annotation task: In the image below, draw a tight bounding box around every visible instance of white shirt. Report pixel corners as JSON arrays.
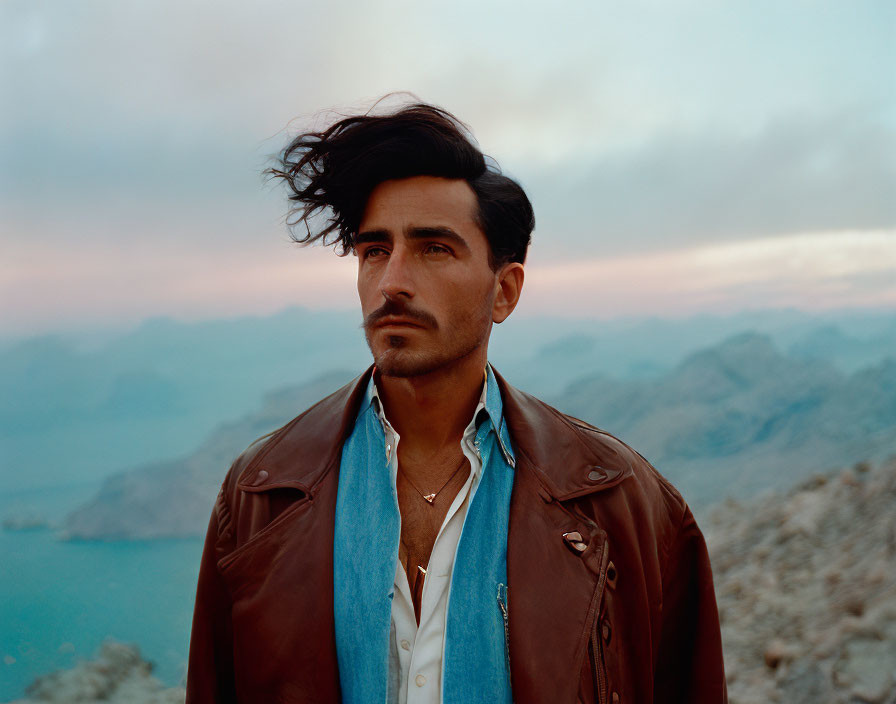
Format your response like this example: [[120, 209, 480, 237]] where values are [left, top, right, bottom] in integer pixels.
[[369, 375, 488, 704]]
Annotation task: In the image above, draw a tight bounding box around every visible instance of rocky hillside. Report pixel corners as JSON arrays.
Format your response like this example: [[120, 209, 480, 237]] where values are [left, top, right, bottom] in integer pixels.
[[8, 641, 184, 704], [708, 457, 896, 703]]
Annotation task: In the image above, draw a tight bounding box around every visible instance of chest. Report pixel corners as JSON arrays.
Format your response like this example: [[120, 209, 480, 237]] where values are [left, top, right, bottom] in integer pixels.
[[395, 451, 470, 552]]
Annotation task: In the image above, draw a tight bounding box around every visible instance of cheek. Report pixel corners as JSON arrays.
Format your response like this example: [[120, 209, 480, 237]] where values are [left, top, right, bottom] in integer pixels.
[[357, 272, 376, 308], [445, 277, 494, 317]]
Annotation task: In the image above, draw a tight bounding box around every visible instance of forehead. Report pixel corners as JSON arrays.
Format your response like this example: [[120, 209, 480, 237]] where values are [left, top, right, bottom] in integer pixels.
[[358, 175, 481, 236]]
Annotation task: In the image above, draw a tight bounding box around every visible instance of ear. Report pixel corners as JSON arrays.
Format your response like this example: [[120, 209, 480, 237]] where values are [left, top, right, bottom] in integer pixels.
[[492, 263, 525, 324]]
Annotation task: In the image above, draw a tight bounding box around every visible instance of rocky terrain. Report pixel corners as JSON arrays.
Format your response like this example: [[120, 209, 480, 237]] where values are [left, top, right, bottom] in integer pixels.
[[11, 457, 896, 702], [7, 641, 184, 704], [708, 457, 896, 703]]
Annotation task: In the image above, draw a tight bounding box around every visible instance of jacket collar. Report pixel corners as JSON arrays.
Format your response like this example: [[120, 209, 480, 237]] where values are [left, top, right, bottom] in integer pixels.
[[237, 364, 634, 500]]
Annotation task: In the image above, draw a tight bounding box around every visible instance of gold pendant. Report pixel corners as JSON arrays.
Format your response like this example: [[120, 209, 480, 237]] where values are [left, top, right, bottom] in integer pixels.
[[423, 493, 436, 503]]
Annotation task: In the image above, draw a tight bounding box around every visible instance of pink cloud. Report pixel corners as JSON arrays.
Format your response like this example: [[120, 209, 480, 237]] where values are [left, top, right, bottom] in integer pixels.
[[3, 226, 894, 335]]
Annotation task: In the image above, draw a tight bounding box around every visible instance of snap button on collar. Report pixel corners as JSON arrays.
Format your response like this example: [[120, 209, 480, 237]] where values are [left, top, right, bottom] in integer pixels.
[[254, 469, 269, 485], [588, 466, 624, 483]]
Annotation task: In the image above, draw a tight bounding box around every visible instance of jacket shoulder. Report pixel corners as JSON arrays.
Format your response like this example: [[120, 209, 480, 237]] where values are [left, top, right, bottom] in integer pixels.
[[499, 369, 688, 526], [220, 430, 278, 496], [216, 368, 373, 508], [565, 410, 688, 517], [565, 411, 710, 591]]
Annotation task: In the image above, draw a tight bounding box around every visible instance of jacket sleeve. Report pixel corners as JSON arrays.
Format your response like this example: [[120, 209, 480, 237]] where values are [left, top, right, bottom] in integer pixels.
[[653, 504, 728, 703], [185, 488, 238, 704]]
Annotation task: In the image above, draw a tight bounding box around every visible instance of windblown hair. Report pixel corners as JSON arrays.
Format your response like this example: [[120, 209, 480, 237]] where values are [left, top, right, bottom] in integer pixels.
[[266, 102, 534, 269]]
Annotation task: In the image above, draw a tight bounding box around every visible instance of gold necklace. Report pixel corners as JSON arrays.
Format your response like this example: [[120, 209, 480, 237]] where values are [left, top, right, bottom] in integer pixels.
[[400, 455, 468, 504]]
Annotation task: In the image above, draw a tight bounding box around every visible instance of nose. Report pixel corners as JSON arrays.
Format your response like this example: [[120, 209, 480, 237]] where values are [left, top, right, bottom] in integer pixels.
[[379, 247, 415, 301]]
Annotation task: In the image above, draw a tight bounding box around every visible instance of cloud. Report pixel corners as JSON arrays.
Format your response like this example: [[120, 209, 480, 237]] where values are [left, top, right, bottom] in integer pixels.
[[5, 220, 893, 334], [523, 229, 896, 316], [0, 225, 358, 334], [4, 0, 893, 208], [524, 109, 896, 256]]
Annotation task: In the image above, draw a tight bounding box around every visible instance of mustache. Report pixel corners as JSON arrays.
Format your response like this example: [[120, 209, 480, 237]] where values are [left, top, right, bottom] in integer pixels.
[[363, 299, 438, 330]]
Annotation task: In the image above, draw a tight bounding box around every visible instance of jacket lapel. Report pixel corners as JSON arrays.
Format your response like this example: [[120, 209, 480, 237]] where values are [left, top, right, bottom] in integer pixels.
[[506, 465, 609, 704], [222, 368, 374, 702], [494, 369, 632, 704]]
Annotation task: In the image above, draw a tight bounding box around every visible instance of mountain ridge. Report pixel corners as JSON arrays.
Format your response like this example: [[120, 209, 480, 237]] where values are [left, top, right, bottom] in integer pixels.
[[60, 332, 896, 540], [550, 333, 896, 505]]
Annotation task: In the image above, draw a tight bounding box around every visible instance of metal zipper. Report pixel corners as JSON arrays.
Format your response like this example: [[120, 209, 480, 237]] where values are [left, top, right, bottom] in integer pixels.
[[497, 582, 511, 672], [591, 624, 607, 704], [590, 539, 610, 703]]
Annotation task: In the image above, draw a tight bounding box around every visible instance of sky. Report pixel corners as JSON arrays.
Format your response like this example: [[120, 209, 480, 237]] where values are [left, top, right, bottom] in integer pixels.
[[1, 0, 894, 335]]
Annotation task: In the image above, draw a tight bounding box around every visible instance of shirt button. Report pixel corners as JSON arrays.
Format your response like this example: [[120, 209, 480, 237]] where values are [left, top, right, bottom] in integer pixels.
[[415, 674, 426, 687], [400, 639, 410, 650]]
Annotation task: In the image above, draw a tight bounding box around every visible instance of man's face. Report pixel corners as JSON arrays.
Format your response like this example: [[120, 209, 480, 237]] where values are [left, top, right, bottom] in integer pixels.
[[355, 175, 500, 378]]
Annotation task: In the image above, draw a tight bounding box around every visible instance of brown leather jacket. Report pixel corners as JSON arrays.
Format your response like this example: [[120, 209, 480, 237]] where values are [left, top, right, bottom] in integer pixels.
[[186, 366, 727, 703]]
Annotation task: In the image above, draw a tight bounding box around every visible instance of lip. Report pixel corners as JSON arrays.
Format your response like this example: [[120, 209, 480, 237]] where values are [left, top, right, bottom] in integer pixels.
[[375, 317, 425, 328]]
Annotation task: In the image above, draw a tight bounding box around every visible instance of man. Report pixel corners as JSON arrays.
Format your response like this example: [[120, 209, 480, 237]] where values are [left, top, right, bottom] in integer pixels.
[[186, 102, 727, 703]]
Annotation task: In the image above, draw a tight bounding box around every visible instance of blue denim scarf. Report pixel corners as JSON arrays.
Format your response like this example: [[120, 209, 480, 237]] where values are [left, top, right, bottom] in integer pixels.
[[333, 365, 515, 703]]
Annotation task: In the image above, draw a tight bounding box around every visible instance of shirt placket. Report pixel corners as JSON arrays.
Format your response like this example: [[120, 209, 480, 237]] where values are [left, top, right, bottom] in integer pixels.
[[372, 376, 492, 704], [409, 432, 489, 702]]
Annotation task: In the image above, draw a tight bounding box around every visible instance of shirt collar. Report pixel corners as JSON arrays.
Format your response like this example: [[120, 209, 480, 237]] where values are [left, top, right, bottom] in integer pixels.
[[363, 362, 514, 466]]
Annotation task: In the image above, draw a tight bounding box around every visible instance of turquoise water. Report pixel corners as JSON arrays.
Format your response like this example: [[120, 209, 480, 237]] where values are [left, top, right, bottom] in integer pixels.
[[0, 485, 203, 701]]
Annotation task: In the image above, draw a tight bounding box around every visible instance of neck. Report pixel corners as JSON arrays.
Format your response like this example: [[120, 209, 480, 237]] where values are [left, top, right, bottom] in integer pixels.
[[375, 348, 488, 453]]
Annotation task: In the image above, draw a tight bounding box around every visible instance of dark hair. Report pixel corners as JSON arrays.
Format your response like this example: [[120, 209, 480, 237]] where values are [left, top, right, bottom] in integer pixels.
[[266, 101, 534, 269]]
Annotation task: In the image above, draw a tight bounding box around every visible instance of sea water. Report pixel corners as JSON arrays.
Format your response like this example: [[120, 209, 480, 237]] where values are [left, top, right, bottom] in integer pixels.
[[0, 484, 203, 701]]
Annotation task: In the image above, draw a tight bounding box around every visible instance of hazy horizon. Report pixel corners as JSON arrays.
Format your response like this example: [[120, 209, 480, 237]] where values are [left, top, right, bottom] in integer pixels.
[[3, 299, 896, 348]]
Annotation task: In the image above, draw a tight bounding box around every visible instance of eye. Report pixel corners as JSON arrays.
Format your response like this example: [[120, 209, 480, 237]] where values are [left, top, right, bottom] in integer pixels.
[[361, 246, 389, 260], [423, 243, 452, 256]]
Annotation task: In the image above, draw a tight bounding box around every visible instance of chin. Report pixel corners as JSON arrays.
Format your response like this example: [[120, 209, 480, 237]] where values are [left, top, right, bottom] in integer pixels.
[[374, 348, 443, 378], [366, 325, 485, 379]]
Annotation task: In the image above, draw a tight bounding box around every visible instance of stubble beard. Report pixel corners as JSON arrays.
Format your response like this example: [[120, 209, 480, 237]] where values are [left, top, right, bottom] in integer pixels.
[[365, 309, 491, 379]]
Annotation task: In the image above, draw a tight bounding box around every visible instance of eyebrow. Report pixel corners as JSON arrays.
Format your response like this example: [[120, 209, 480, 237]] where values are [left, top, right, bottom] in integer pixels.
[[354, 226, 472, 254]]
